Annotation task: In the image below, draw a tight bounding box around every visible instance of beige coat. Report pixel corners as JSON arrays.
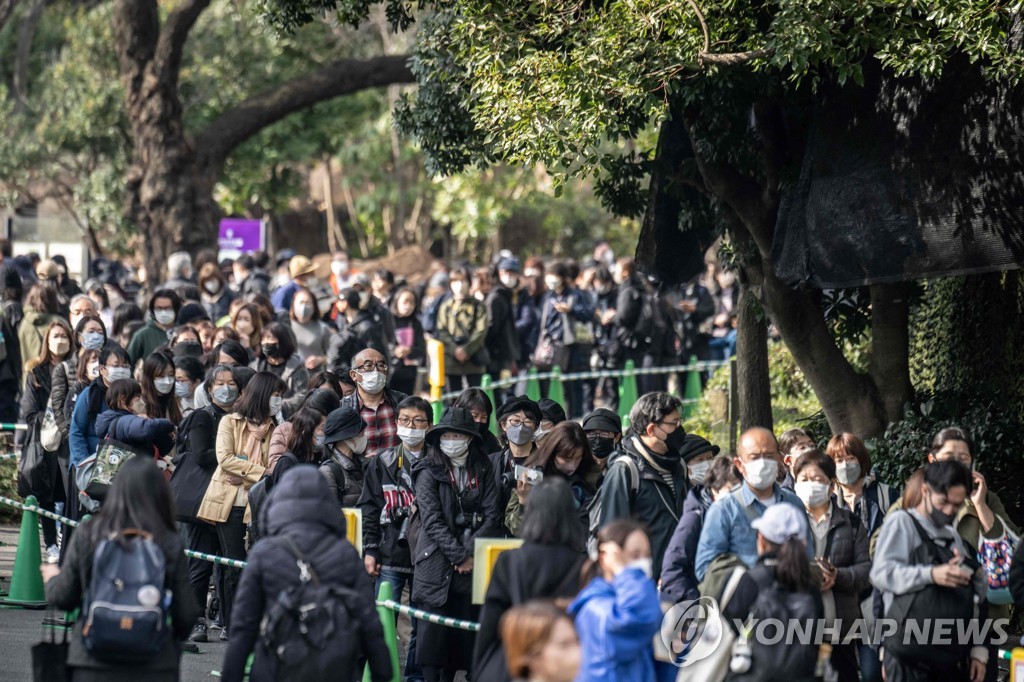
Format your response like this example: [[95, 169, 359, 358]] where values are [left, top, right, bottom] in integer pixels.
[[196, 413, 271, 524]]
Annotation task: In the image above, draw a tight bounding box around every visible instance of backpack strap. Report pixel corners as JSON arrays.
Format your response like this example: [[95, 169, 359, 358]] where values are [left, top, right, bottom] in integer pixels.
[[719, 566, 748, 611], [731, 487, 761, 525], [276, 534, 321, 586]]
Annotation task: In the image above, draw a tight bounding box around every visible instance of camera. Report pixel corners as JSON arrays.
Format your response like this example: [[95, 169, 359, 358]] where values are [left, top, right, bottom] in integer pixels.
[[514, 464, 544, 486], [388, 506, 411, 523]]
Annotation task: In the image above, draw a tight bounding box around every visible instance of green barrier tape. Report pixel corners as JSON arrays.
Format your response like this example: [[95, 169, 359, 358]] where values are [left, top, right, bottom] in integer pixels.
[[0, 423, 27, 431], [438, 360, 727, 401], [0, 495, 482, 630], [0, 453, 18, 461]]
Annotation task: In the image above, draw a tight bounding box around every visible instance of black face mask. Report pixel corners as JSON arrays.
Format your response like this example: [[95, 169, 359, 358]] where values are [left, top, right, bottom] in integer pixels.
[[927, 494, 956, 527], [663, 427, 688, 456], [588, 435, 615, 460], [262, 342, 280, 358]]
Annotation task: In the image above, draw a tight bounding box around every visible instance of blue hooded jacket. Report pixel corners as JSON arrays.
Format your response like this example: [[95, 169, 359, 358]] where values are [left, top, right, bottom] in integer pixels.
[[567, 567, 667, 682]]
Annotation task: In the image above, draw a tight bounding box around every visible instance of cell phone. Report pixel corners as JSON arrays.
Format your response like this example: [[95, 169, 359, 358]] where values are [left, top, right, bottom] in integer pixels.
[[514, 465, 543, 486], [816, 557, 834, 572]]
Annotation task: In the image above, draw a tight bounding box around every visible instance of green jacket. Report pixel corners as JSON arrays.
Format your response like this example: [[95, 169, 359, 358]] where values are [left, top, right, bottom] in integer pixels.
[[17, 310, 62, 377], [127, 320, 171, 366]]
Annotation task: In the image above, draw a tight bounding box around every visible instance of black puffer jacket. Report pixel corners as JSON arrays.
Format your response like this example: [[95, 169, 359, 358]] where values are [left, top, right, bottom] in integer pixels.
[[411, 451, 501, 609], [222, 465, 392, 682]]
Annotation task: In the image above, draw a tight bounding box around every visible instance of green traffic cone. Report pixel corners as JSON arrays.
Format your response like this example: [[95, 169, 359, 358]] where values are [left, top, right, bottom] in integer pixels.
[[431, 400, 444, 424], [481, 374, 498, 435], [0, 495, 47, 608], [618, 359, 638, 431], [364, 581, 401, 682], [683, 355, 702, 419], [526, 367, 541, 401], [547, 366, 565, 406]]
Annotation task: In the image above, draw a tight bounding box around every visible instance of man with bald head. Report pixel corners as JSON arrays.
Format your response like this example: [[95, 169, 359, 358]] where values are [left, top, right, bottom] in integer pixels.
[[694, 427, 808, 581], [341, 348, 408, 459]]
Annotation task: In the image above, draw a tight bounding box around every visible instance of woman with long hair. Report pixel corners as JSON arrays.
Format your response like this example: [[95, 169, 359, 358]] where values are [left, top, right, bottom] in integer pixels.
[[390, 286, 426, 396], [500, 601, 580, 682], [505, 421, 601, 536], [198, 262, 235, 322], [474, 478, 587, 681], [18, 319, 74, 562], [229, 302, 263, 354], [42, 456, 200, 681], [250, 321, 308, 418], [197, 371, 286, 641], [412, 407, 501, 682], [140, 350, 183, 425]]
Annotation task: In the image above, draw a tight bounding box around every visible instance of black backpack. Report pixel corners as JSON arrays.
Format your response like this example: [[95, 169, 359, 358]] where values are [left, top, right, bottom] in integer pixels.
[[883, 512, 978, 670], [169, 408, 212, 522], [732, 564, 820, 681], [82, 529, 170, 662], [258, 535, 365, 681]]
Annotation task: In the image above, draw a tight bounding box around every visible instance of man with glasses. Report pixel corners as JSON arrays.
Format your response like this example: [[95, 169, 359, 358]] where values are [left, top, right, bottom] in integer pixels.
[[694, 426, 808, 584], [342, 348, 408, 459], [358, 395, 433, 682], [598, 391, 689, 580], [489, 395, 543, 535]]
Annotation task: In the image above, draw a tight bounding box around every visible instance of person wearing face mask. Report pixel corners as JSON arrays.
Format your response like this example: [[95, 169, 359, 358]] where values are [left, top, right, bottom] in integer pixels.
[[327, 289, 390, 372], [169, 364, 240, 644], [474, 267, 519, 403], [826, 432, 900, 559], [250, 321, 309, 419], [127, 289, 182, 366], [198, 371, 287, 642], [434, 267, 490, 392], [660, 455, 740, 605], [270, 254, 318, 314], [358, 396, 434, 682], [341, 348, 408, 459], [231, 254, 271, 298], [63, 348, 100, 428], [412, 407, 500, 682], [495, 257, 540, 385], [569, 520, 666, 682], [140, 350, 184, 425], [389, 287, 427, 396], [265, 387, 340, 475], [581, 408, 624, 472], [69, 346, 131, 471], [870, 460, 988, 682], [694, 427, 810, 589], [454, 387, 502, 455], [95, 378, 176, 458], [18, 284, 64, 372], [591, 267, 621, 411], [490, 395, 543, 534], [328, 249, 353, 299], [67, 294, 96, 333], [50, 314, 105, 470], [316, 404, 369, 507], [505, 421, 601, 536], [199, 262, 236, 321], [793, 450, 870, 682], [534, 262, 594, 418], [533, 398, 566, 445], [174, 355, 204, 416], [597, 392, 689, 581], [288, 286, 331, 371], [779, 427, 816, 489], [17, 320, 75, 563]]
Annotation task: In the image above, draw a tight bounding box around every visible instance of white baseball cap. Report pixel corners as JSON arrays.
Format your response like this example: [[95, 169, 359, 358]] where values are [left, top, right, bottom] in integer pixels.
[[751, 503, 808, 545]]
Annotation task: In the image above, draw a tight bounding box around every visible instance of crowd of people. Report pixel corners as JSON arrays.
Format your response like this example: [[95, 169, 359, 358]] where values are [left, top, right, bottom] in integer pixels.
[[1, 241, 1017, 682]]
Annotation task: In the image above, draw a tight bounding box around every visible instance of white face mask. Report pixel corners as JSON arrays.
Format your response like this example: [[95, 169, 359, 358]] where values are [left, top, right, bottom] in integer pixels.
[[105, 366, 131, 382], [835, 461, 862, 486], [357, 370, 386, 394], [742, 458, 778, 491], [450, 281, 466, 297], [154, 309, 176, 326], [175, 380, 191, 398], [397, 426, 426, 449], [204, 280, 221, 294], [87, 361, 100, 380], [499, 273, 518, 289], [689, 460, 712, 486], [440, 437, 470, 466], [345, 433, 368, 456], [82, 331, 105, 351], [626, 557, 654, 579], [48, 337, 70, 356], [331, 261, 349, 276], [212, 384, 238, 406], [544, 277, 562, 291], [358, 291, 371, 308], [268, 396, 284, 415], [795, 480, 831, 508], [70, 314, 84, 331], [295, 303, 314, 322], [154, 377, 175, 395]]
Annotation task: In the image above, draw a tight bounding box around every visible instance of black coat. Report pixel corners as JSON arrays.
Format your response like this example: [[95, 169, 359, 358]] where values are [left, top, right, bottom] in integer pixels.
[[411, 451, 501, 609], [472, 542, 586, 682], [44, 518, 198, 674], [222, 465, 392, 682], [328, 310, 389, 371], [488, 446, 532, 535], [357, 444, 419, 569], [484, 288, 519, 369]]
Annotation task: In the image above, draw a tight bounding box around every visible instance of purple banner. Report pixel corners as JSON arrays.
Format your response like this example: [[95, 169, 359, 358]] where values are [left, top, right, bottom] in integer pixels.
[[218, 218, 263, 257]]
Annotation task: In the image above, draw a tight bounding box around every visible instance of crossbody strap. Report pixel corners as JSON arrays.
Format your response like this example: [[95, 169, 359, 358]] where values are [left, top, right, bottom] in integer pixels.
[[277, 535, 321, 586]]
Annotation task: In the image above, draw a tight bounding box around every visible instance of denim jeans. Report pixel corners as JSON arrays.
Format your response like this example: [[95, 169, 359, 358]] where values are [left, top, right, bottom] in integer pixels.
[[378, 567, 423, 682]]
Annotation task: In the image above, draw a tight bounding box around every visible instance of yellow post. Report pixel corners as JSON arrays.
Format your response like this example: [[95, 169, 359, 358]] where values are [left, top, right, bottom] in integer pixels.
[[427, 339, 445, 401]]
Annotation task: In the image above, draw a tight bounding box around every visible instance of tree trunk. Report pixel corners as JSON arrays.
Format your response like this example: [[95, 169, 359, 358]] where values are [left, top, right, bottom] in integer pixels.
[[736, 281, 773, 431], [12, 0, 46, 112], [870, 282, 913, 423]]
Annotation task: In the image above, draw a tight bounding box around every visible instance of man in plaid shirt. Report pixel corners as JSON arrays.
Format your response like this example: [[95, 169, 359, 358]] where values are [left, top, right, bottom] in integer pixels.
[[342, 348, 408, 458]]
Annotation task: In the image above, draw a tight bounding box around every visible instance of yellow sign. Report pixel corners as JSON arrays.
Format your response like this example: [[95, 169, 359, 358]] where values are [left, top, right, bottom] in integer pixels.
[[343, 507, 362, 555], [472, 538, 524, 604]]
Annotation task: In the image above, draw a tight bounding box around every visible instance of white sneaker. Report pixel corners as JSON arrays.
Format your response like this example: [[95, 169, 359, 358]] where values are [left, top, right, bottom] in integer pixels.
[[45, 545, 60, 564]]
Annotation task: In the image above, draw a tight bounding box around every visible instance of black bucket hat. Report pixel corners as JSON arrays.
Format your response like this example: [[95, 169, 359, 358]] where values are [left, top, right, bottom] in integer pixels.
[[581, 408, 621, 434], [538, 399, 567, 424], [322, 406, 367, 445], [496, 395, 542, 425], [425, 407, 482, 447], [676, 433, 721, 462]]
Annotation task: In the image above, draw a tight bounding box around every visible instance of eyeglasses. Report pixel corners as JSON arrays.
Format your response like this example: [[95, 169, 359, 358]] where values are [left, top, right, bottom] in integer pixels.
[[658, 419, 682, 428], [505, 417, 537, 429], [355, 361, 389, 372], [397, 417, 430, 427]]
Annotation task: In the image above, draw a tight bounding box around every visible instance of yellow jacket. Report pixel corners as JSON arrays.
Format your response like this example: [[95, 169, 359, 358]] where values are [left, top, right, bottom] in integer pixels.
[[196, 413, 270, 524]]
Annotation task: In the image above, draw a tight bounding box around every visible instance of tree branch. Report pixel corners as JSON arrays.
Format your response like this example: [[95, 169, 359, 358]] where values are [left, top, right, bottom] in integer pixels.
[[699, 48, 772, 66], [195, 54, 415, 168], [685, 0, 710, 55], [154, 0, 211, 84], [112, 0, 159, 101]]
